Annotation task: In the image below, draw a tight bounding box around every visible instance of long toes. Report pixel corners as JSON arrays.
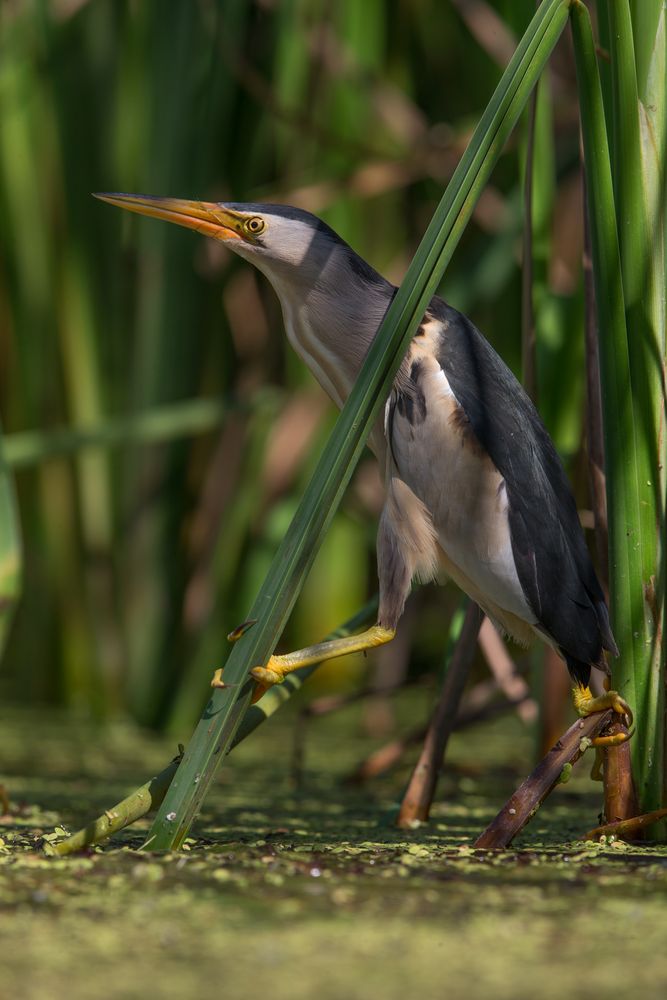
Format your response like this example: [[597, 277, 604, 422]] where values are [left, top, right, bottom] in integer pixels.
[[609, 691, 633, 727], [210, 669, 242, 691], [227, 619, 258, 642], [591, 728, 634, 748]]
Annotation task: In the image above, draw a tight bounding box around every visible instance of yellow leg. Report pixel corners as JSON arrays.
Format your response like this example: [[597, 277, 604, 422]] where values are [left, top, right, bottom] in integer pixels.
[[572, 684, 634, 747], [250, 625, 396, 688], [211, 624, 396, 702]]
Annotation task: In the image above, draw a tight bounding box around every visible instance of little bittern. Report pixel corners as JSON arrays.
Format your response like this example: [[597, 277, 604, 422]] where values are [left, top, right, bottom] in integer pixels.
[[96, 194, 630, 734]]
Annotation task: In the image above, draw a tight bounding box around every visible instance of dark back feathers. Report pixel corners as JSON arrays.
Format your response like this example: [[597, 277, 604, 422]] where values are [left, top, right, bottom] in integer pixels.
[[431, 297, 617, 682]]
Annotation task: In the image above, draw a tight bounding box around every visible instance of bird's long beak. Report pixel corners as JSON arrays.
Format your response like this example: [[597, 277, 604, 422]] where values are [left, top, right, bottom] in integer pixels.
[[93, 193, 244, 241]]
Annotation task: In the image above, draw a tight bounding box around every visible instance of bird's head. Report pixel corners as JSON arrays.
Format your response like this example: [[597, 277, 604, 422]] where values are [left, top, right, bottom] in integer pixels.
[[95, 192, 393, 405], [93, 193, 385, 296]]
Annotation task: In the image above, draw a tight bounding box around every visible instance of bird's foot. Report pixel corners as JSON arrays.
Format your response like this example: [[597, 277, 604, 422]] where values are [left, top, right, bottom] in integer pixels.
[[210, 619, 265, 701], [211, 624, 396, 704], [250, 657, 289, 689], [573, 685, 633, 724], [210, 665, 268, 704], [247, 625, 395, 699], [573, 685, 634, 747], [211, 655, 306, 705]]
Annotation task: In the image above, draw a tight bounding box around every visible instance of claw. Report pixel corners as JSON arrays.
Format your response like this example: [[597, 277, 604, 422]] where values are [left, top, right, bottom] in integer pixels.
[[211, 668, 227, 688], [227, 618, 258, 642], [210, 668, 241, 690], [590, 727, 634, 749], [215, 619, 262, 699], [602, 691, 633, 728]]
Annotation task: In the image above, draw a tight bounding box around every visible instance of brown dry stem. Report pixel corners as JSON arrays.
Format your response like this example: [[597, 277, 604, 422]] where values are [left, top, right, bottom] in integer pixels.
[[396, 602, 481, 828], [601, 719, 640, 827], [345, 725, 428, 784], [478, 618, 537, 724], [585, 807, 667, 841], [473, 709, 614, 849]]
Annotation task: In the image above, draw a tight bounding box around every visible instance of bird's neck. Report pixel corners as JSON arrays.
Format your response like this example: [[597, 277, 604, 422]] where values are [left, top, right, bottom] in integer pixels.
[[268, 262, 395, 411]]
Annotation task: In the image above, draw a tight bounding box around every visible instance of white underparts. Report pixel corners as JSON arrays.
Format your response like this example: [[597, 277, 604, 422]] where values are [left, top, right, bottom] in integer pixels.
[[385, 327, 539, 643]]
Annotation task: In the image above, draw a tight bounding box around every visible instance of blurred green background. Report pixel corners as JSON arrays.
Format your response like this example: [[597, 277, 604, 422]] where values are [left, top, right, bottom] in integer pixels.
[[0, 0, 592, 734]]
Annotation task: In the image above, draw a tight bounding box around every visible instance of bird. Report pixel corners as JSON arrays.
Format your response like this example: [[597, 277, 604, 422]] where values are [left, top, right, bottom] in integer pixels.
[[96, 193, 631, 737]]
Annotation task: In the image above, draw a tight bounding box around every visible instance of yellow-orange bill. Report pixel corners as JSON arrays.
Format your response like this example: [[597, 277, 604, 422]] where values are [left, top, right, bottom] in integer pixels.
[[93, 193, 243, 240]]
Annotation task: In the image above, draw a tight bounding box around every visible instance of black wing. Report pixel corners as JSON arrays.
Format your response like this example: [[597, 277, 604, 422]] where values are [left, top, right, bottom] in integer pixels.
[[431, 297, 617, 684]]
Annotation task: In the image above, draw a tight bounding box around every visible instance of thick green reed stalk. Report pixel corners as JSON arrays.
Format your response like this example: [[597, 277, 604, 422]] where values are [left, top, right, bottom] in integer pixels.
[[572, 1, 665, 820]]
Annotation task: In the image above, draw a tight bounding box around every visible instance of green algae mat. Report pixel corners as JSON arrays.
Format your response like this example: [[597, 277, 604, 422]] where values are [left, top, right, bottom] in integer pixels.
[[2, 702, 667, 1000]]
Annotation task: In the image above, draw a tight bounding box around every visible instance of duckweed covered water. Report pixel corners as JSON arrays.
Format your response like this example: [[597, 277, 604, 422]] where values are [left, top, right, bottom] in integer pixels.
[[2, 702, 666, 999]]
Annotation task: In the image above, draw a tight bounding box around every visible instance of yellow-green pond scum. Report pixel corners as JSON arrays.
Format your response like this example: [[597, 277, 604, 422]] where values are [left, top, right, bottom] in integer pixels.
[[1, 701, 667, 1000]]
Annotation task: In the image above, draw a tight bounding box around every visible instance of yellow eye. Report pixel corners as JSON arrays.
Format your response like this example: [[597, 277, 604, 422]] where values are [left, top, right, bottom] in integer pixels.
[[245, 216, 265, 235]]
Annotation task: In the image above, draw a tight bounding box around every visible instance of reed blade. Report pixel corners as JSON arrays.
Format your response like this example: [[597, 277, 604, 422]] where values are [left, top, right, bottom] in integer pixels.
[[572, 0, 665, 819]]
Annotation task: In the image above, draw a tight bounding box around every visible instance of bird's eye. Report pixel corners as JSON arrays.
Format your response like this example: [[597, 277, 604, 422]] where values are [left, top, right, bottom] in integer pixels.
[[245, 217, 265, 235]]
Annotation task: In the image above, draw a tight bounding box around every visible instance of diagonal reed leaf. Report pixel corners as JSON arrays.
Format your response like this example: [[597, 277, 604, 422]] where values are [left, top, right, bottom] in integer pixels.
[[146, 0, 570, 851]]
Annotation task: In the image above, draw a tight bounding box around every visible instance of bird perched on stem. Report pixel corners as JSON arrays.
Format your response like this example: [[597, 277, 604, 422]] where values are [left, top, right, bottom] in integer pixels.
[[96, 193, 631, 741]]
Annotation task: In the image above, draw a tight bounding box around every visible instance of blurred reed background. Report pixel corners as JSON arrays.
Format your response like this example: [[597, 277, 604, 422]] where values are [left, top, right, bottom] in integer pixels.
[[0, 0, 592, 734]]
